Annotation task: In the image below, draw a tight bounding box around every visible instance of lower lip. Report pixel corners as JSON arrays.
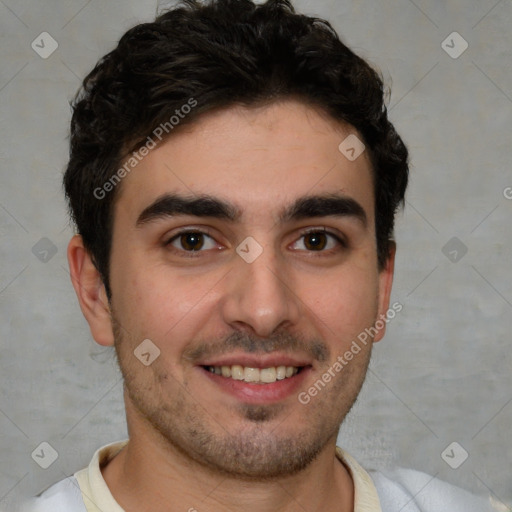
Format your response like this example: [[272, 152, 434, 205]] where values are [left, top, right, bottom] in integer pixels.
[[199, 367, 312, 404]]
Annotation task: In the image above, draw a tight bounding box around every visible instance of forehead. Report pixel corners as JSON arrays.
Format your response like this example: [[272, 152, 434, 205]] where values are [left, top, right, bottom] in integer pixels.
[[114, 100, 375, 222]]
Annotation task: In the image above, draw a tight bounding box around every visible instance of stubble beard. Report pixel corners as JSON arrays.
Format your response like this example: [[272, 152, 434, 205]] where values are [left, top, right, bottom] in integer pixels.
[[111, 317, 372, 481]]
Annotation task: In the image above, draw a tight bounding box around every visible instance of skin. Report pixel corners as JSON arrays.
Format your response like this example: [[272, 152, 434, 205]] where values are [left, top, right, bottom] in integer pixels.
[[68, 99, 395, 512]]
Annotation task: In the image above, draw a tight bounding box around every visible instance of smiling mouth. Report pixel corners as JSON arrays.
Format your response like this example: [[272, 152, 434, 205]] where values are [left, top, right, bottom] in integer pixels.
[[202, 365, 306, 384]]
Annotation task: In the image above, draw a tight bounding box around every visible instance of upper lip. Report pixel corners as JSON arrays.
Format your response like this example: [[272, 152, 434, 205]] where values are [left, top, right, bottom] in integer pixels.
[[199, 353, 312, 369]]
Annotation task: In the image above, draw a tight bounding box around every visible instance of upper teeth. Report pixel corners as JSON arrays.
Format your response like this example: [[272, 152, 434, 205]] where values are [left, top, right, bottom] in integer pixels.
[[206, 365, 299, 383]]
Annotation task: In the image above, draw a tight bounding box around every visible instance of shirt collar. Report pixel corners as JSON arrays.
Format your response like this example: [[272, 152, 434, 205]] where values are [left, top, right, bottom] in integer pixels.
[[75, 440, 382, 512]]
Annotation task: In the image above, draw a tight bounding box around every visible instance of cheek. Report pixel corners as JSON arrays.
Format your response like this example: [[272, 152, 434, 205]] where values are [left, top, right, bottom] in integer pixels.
[[302, 266, 379, 339], [113, 261, 222, 341]]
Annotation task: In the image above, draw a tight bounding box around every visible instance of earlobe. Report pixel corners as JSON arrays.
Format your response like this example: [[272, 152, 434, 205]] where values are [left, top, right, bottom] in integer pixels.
[[373, 241, 396, 343], [67, 234, 115, 347]]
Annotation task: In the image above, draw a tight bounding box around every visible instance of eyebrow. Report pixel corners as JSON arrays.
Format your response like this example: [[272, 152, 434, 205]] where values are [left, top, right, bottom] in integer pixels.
[[135, 192, 367, 227], [136, 194, 240, 226], [280, 194, 367, 226]]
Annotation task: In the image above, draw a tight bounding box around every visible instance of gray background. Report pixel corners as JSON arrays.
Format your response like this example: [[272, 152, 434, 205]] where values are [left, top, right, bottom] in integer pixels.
[[1, 0, 511, 509]]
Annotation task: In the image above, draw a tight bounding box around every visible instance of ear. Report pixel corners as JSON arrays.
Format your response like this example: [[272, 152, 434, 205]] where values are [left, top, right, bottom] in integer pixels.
[[67, 234, 114, 346], [373, 241, 396, 343]]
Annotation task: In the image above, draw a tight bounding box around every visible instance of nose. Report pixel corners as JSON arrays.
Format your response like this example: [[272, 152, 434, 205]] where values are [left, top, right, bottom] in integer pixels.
[[220, 246, 302, 337]]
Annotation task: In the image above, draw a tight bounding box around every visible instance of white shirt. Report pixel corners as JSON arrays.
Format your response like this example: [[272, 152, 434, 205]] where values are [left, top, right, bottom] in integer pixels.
[[22, 439, 495, 511]]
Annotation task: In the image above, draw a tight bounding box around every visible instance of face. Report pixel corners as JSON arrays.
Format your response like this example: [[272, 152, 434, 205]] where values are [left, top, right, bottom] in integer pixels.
[[82, 100, 394, 479]]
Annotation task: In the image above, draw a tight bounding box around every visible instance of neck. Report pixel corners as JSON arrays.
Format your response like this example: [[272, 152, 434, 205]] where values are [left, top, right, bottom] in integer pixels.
[[101, 428, 354, 512]]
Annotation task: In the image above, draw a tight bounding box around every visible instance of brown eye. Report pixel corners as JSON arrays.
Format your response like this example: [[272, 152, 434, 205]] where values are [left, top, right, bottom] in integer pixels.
[[167, 231, 217, 252], [179, 232, 204, 251], [290, 230, 344, 252], [303, 232, 328, 251]]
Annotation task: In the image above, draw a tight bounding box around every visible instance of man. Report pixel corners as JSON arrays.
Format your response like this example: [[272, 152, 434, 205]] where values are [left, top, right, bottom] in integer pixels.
[[24, 0, 493, 510]]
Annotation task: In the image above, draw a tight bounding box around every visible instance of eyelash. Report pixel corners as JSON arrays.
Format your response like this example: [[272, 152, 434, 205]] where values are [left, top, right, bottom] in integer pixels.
[[164, 227, 347, 256], [163, 228, 218, 257], [297, 228, 347, 252]]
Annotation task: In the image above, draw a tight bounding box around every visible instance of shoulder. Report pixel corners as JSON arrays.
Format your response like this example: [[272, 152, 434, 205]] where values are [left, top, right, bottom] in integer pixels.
[[22, 476, 87, 512], [369, 466, 495, 512]]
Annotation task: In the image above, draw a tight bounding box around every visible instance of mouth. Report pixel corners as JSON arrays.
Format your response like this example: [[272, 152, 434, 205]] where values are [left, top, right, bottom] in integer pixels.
[[202, 364, 303, 384], [198, 356, 313, 404]]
